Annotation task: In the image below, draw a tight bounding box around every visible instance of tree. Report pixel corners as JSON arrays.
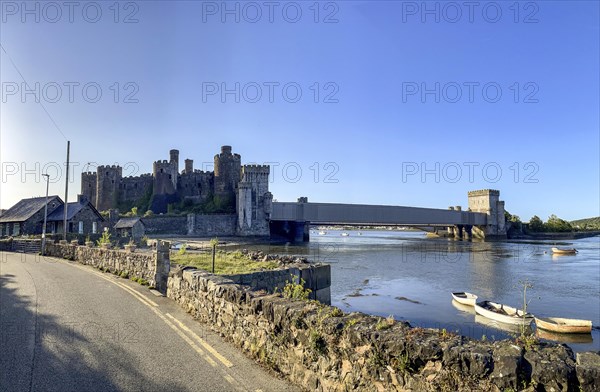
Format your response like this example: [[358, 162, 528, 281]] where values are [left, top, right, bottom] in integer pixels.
[[528, 215, 545, 232], [545, 214, 573, 232]]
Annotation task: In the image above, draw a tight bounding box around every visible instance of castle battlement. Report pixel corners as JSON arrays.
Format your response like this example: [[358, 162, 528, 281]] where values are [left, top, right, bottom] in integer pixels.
[[242, 165, 270, 174], [468, 189, 500, 196], [98, 164, 122, 171]]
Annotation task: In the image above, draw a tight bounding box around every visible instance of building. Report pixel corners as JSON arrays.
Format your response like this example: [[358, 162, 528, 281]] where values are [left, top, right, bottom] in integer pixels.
[[46, 195, 105, 235], [0, 196, 63, 236], [114, 217, 146, 240], [81, 145, 273, 236]]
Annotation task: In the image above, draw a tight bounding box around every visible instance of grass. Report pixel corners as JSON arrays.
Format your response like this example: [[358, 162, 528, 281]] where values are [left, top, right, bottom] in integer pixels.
[[171, 250, 279, 275]]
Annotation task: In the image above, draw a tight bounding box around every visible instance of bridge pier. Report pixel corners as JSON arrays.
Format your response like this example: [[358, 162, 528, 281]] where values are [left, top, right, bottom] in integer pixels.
[[269, 220, 310, 242], [464, 225, 473, 240], [455, 225, 464, 239]]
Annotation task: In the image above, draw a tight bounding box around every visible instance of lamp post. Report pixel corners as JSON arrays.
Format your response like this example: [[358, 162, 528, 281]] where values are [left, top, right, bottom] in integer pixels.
[[41, 173, 50, 255]]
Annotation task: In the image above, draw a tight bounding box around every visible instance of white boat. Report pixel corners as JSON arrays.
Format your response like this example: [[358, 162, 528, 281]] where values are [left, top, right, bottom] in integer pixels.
[[551, 247, 577, 255], [341, 232, 349, 237], [358, 232, 362, 236], [451, 292, 478, 306], [535, 317, 592, 334], [474, 301, 533, 325], [318, 231, 326, 235]]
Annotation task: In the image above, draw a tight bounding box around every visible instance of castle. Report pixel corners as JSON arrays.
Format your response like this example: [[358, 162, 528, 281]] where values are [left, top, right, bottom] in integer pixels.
[[81, 146, 272, 235]]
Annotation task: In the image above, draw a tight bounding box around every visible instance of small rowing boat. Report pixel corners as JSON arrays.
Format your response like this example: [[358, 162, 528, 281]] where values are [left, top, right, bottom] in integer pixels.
[[341, 232, 349, 237], [551, 247, 577, 255], [474, 301, 533, 325], [534, 317, 592, 334], [451, 292, 478, 306]]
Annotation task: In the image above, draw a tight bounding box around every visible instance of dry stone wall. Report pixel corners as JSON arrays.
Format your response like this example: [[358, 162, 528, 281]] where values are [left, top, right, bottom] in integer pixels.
[[45, 242, 170, 292], [167, 265, 600, 392]]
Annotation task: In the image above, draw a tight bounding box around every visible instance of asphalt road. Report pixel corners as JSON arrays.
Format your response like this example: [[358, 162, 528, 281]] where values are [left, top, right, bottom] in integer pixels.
[[0, 252, 298, 392]]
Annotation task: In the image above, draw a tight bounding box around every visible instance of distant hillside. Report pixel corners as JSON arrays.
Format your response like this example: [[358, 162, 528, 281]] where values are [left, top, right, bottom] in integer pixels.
[[570, 217, 600, 230]]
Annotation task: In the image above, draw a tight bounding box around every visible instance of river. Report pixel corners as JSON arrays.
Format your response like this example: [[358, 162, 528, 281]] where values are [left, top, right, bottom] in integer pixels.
[[246, 230, 599, 353]]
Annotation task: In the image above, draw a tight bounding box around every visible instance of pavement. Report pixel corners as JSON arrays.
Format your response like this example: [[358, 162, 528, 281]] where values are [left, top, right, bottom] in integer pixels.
[[0, 251, 299, 392]]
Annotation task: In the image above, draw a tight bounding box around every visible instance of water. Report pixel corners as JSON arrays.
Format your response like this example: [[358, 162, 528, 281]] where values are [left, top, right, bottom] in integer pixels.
[[238, 230, 600, 352]]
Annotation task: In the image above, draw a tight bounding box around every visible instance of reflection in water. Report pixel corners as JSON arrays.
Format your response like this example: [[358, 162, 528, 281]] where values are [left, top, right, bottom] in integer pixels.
[[474, 314, 532, 335], [536, 328, 594, 344], [451, 299, 476, 315]]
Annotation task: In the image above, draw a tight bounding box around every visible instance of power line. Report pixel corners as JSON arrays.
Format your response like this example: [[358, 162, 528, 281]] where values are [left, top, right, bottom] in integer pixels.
[[0, 43, 68, 141]]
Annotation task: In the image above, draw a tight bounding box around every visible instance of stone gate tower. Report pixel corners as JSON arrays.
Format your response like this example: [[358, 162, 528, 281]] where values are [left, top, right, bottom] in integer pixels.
[[237, 165, 272, 236], [468, 189, 506, 238]]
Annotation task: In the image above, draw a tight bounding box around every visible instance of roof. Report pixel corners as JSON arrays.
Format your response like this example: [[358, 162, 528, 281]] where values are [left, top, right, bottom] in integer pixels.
[[114, 217, 144, 229], [47, 201, 104, 222], [0, 196, 63, 223]]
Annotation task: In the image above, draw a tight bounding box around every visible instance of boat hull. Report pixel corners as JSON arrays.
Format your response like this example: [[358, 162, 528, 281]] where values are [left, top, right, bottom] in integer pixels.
[[451, 292, 478, 306], [551, 247, 577, 255], [535, 317, 592, 334], [474, 301, 533, 325]]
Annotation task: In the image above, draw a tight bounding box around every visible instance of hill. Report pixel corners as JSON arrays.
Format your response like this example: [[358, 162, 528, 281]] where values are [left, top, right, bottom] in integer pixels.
[[570, 216, 600, 230]]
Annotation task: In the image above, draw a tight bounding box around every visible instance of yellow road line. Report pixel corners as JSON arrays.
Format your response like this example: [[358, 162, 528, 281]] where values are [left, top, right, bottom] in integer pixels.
[[165, 313, 234, 368]]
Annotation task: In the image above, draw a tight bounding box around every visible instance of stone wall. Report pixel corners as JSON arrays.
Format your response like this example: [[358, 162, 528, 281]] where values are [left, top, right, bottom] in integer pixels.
[[45, 242, 170, 292], [192, 214, 237, 236], [167, 266, 600, 392], [0, 238, 41, 253], [143, 215, 188, 235], [225, 263, 331, 304]]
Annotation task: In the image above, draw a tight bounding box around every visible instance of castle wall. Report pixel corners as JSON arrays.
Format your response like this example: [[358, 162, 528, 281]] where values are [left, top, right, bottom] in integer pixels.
[[121, 175, 153, 204], [178, 171, 214, 202]]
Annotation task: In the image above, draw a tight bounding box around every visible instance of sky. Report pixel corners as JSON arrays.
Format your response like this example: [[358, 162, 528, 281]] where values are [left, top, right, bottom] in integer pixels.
[[0, 0, 598, 221]]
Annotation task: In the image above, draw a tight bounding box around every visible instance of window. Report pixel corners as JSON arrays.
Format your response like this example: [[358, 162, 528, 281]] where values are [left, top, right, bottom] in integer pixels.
[[92, 222, 97, 234], [13, 223, 20, 236], [78, 221, 83, 234]]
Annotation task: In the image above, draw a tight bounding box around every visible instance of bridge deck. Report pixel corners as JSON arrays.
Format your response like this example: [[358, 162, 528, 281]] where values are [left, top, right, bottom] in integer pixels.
[[271, 202, 487, 226]]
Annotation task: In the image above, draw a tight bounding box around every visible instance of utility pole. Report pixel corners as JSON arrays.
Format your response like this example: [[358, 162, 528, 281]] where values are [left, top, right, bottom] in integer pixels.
[[63, 141, 70, 241], [41, 173, 50, 255]]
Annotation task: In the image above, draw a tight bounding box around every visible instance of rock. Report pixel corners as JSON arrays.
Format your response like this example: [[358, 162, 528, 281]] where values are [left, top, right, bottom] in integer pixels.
[[523, 344, 576, 391], [490, 344, 522, 390], [576, 351, 600, 392]]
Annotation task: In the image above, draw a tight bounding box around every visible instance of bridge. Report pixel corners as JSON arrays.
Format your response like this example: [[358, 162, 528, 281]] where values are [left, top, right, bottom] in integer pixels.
[[268, 189, 507, 242]]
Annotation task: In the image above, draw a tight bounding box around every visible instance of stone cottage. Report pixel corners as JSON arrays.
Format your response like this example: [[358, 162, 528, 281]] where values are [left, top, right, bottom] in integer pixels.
[[114, 217, 146, 240], [0, 196, 63, 236], [46, 195, 105, 235]]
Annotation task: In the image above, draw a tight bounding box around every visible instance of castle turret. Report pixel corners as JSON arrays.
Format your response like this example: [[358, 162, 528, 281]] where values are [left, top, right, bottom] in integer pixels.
[[184, 159, 194, 174], [95, 165, 122, 211], [169, 149, 179, 186], [214, 145, 241, 207]]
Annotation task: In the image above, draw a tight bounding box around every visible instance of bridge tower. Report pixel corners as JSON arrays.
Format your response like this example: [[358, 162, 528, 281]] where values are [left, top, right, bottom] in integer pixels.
[[468, 189, 507, 238], [237, 165, 272, 236]]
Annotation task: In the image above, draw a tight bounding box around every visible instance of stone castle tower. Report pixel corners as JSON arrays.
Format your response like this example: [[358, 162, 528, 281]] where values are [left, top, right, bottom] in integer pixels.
[[468, 189, 506, 238], [214, 145, 241, 203]]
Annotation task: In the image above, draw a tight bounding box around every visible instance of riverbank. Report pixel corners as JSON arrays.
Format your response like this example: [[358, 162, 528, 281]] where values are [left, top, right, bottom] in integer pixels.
[[515, 231, 600, 240]]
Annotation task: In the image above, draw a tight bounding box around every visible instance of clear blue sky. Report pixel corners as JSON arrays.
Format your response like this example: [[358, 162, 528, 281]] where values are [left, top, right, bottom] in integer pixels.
[[1, 1, 598, 221]]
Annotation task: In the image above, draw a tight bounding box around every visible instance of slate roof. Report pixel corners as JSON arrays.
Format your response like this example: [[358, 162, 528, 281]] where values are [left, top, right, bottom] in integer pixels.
[[114, 217, 144, 229], [0, 196, 63, 223], [46, 201, 104, 222]]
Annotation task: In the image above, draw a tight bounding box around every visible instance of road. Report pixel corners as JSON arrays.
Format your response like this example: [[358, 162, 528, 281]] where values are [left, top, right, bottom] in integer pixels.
[[0, 252, 298, 392]]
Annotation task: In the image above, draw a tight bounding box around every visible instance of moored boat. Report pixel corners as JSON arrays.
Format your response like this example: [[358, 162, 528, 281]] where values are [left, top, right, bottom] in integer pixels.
[[318, 231, 326, 235], [341, 232, 349, 237], [451, 292, 478, 306], [474, 301, 533, 325], [534, 317, 592, 334], [551, 247, 577, 255]]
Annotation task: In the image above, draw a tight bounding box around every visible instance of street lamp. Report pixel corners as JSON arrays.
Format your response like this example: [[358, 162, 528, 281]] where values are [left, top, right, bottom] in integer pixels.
[[41, 173, 50, 255]]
